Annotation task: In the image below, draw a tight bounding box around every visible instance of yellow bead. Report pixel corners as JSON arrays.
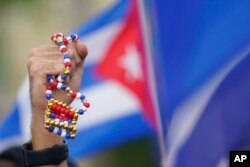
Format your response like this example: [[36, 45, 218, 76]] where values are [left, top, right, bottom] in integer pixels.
[[62, 103, 67, 107], [49, 120, 55, 125], [45, 125, 50, 129], [54, 99, 59, 104], [63, 124, 69, 129], [64, 70, 70, 75], [58, 101, 63, 106], [49, 98, 55, 103], [71, 121, 76, 125], [45, 119, 50, 125], [46, 109, 51, 113], [73, 114, 78, 120], [65, 87, 71, 93], [59, 122, 64, 127], [69, 125, 74, 130], [46, 113, 51, 118], [48, 103, 53, 108], [56, 37, 63, 43], [55, 121, 59, 126], [70, 133, 76, 139]]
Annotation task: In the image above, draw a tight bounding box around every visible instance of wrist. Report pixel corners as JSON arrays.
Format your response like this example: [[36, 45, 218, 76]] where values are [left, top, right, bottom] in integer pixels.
[[31, 108, 63, 150], [22, 140, 68, 167]]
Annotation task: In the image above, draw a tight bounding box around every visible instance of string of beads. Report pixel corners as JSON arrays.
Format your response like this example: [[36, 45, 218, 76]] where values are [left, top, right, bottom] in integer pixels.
[[44, 33, 90, 139]]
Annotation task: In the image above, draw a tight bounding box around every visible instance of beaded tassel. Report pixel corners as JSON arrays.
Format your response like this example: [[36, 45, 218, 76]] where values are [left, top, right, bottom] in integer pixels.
[[44, 33, 90, 139]]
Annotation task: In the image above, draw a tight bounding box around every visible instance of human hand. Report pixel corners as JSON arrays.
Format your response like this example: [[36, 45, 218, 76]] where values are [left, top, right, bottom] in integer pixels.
[[27, 40, 88, 151]]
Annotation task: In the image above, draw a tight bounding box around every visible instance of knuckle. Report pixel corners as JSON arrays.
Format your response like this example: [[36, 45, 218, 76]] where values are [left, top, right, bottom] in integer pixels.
[[29, 48, 38, 57], [82, 44, 88, 57], [29, 64, 41, 77], [27, 56, 35, 69]]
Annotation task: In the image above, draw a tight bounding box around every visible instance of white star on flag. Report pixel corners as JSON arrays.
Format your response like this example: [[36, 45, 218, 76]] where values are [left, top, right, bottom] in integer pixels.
[[119, 44, 143, 82]]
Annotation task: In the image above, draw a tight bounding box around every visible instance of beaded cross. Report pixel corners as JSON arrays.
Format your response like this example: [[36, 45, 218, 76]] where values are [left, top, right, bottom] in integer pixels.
[[44, 33, 90, 139]]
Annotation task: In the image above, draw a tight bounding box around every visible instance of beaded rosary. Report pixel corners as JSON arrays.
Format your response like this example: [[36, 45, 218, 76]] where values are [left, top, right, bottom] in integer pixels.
[[44, 33, 90, 139]]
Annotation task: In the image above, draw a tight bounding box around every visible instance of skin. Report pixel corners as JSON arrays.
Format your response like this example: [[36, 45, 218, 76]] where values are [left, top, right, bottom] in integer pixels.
[[27, 41, 88, 167]]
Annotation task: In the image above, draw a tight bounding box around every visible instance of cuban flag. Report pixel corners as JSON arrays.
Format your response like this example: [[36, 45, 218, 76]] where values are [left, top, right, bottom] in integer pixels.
[[150, 0, 250, 167], [0, 0, 159, 160]]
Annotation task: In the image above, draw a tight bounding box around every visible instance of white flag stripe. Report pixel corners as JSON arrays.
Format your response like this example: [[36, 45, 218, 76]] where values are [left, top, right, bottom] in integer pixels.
[[14, 75, 141, 143], [73, 81, 141, 130], [81, 21, 124, 66]]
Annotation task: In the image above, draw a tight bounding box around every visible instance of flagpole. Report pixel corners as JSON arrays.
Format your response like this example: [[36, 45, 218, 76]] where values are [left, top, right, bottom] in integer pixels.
[[137, 0, 168, 166]]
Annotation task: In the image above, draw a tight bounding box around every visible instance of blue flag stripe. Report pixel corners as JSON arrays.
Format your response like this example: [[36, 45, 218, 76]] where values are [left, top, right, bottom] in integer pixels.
[[74, 0, 129, 36], [0, 102, 21, 139], [68, 112, 154, 159]]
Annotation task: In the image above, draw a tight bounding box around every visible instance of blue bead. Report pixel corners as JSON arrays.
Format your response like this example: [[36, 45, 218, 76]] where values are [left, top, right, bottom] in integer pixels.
[[58, 42, 64, 47], [46, 94, 52, 100], [80, 95, 85, 100], [47, 75, 53, 82], [57, 128, 62, 135], [50, 113, 56, 119], [64, 54, 70, 59], [61, 84, 67, 90], [78, 109, 84, 115], [61, 74, 67, 80], [68, 120, 72, 124], [71, 34, 76, 40], [66, 131, 71, 139], [49, 126, 54, 132]]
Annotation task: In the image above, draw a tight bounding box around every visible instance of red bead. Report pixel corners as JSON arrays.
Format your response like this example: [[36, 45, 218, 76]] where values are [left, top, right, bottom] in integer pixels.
[[68, 111, 74, 118], [56, 115, 60, 119], [65, 62, 72, 67], [51, 81, 58, 88], [71, 92, 77, 98], [51, 104, 57, 111], [51, 36, 55, 41], [65, 109, 70, 116], [83, 102, 90, 108], [61, 47, 68, 53], [63, 38, 68, 45], [56, 106, 62, 112], [60, 108, 65, 114], [56, 33, 62, 38], [46, 85, 52, 90]]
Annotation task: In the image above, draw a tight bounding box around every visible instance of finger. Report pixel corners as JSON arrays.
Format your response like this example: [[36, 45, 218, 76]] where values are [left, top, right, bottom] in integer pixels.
[[37, 44, 61, 52], [75, 41, 88, 60], [29, 62, 65, 78], [67, 42, 87, 66]]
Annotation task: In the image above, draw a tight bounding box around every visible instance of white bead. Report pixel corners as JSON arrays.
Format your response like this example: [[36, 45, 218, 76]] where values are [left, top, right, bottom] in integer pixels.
[[49, 79, 54, 83], [60, 45, 66, 50], [57, 76, 63, 82], [76, 93, 81, 99], [61, 129, 67, 137], [53, 127, 59, 134], [57, 83, 62, 89], [67, 36, 72, 42], [63, 121, 68, 126], [64, 58, 71, 63], [46, 90, 52, 94]]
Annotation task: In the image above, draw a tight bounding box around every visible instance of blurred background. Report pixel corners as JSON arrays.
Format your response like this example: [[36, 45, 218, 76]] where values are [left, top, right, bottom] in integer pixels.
[[0, 0, 114, 118], [0, 0, 158, 167], [1, 0, 250, 167]]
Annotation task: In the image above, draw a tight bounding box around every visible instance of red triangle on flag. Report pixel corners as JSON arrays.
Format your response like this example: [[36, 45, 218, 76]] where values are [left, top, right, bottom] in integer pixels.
[[95, 1, 156, 128]]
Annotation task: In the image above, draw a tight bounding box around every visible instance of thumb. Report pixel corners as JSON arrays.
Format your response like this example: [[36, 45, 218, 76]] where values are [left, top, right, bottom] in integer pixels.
[[75, 41, 88, 60]]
